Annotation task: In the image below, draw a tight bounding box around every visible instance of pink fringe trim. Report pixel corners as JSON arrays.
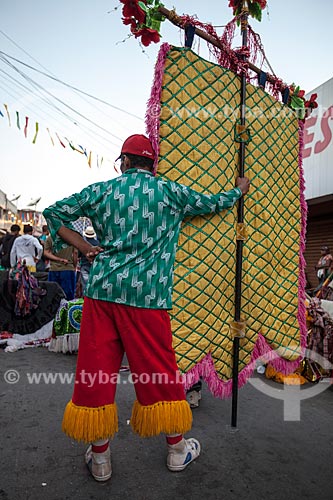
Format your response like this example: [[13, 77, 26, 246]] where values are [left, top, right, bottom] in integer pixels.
[[145, 42, 171, 174], [183, 122, 308, 398]]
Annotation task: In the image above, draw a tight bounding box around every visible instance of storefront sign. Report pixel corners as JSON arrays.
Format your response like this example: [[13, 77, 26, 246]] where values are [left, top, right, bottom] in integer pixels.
[[303, 77, 333, 200]]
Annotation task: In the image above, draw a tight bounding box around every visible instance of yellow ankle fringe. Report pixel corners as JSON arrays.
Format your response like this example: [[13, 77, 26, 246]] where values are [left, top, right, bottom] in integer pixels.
[[131, 400, 192, 437], [62, 400, 118, 443]]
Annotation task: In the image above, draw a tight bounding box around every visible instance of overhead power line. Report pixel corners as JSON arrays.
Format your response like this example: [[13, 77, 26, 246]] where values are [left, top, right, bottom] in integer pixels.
[[0, 29, 52, 74], [0, 30, 144, 158], [0, 53, 123, 144], [0, 29, 139, 135], [0, 50, 143, 121]]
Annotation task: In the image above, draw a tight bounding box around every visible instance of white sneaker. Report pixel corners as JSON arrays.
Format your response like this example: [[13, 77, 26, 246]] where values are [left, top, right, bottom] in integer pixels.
[[167, 438, 201, 471], [186, 390, 202, 408], [85, 445, 112, 482]]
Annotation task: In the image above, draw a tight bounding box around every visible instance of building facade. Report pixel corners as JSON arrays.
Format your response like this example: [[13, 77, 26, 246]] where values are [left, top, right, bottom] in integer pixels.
[[0, 190, 18, 232], [0, 189, 44, 235], [303, 77, 333, 287]]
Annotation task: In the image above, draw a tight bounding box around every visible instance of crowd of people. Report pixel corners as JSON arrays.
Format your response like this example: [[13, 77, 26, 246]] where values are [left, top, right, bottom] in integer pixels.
[[0, 222, 96, 301]]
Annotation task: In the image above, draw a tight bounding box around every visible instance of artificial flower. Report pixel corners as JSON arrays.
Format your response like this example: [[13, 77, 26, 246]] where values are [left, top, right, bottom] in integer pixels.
[[120, 0, 146, 24], [228, 0, 267, 19], [305, 93, 318, 109], [122, 16, 137, 33], [134, 26, 161, 46], [257, 0, 267, 8], [228, 0, 242, 14]]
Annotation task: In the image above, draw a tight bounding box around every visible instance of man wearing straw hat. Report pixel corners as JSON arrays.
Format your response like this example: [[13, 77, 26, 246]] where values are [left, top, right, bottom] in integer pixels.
[[79, 225, 100, 294], [43, 133, 250, 482]]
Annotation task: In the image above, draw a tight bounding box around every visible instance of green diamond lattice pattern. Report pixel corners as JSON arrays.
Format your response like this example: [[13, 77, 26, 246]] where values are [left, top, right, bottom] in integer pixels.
[[156, 47, 301, 380]]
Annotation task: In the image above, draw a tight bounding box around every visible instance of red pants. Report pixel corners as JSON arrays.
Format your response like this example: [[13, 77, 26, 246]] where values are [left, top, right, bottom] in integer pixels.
[[63, 297, 192, 442], [72, 297, 186, 406]]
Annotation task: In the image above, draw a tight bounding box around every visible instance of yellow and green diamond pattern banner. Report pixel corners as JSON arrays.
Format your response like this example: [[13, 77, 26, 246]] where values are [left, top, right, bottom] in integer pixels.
[[146, 46, 307, 397]]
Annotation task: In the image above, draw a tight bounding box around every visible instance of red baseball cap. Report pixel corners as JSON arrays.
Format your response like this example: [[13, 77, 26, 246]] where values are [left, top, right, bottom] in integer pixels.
[[116, 134, 155, 161]]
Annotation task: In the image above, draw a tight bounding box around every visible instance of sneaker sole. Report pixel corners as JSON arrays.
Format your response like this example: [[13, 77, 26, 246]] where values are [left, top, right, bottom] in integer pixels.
[[167, 440, 201, 472]]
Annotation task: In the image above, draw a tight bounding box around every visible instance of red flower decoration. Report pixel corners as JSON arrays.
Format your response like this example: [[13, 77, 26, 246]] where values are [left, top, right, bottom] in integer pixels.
[[120, 0, 146, 24], [257, 0, 267, 8], [122, 16, 137, 33], [298, 90, 305, 98], [120, 0, 164, 47], [305, 93, 318, 109], [228, 0, 267, 14], [228, 0, 241, 11], [134, 26, 161, 46]]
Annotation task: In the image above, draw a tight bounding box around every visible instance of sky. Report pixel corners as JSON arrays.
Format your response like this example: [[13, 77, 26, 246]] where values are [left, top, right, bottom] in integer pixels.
[[1, 0, 332, 212]]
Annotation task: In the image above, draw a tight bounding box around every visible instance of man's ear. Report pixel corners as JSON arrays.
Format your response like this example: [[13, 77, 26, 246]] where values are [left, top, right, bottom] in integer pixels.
[[123, 155, 131, 169], [121, 155, 132, 173]]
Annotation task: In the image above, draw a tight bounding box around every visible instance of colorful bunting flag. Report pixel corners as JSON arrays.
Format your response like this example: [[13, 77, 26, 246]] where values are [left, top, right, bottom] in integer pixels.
[[4, 104, 11, 127], [65, 137, 76, 150], [46, 127, 55, 146], [1, 102, 114, 170], [24, 116, 29, 138], [32, 122, 39, 144], [16, 111, 20, 130], [55, 132, 66, 148], [79, 145, 88, 157]]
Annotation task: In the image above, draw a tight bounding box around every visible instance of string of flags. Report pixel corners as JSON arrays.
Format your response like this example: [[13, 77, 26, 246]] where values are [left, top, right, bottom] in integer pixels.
[[0, 103, 119, 172]]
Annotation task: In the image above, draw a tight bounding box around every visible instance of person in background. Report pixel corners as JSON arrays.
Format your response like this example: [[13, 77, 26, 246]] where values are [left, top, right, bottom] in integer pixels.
[[186, 379, 202, 409], [315, 246, 333, 286], [36, 225, 50, 272], [43, 133, 250, 483], [40, 224, 50, 243], [10, 224, 43, 272], [79, 226, 100, 295], [1, 224, 21, 269], [0, 229, 6, 246], [43, 236, 77, 300]]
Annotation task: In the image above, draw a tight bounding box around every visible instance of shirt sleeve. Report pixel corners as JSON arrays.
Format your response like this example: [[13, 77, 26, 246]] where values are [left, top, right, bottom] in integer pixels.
[[43, 185, 96, 252], [34, 238, 43, 260], [180, 185, 243, 216], [10, 240, 17, 268]]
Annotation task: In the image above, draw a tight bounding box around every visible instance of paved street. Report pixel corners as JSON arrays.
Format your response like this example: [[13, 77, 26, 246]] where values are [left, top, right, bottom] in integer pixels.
[[1, 348, 332, 500]]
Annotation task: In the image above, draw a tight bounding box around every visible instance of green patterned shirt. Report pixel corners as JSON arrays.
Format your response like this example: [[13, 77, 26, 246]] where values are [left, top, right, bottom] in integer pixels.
[[43, 168, 242, 309]]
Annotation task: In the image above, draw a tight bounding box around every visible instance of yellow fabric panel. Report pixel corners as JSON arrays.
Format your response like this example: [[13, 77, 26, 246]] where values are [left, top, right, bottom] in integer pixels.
[[156, 47, 301, 381]]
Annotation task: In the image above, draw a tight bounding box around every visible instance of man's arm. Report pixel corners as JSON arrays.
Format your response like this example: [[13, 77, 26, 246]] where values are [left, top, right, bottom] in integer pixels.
[[235, 177, 250, 195], [72, 247, 78, 269], [181, 177, 250, 217], [43, 248, 69, 265], [10, 240, 17, 268], [34, 238, 43, 260], [57, 227, 103, 262], [42, 185, 100, 252]]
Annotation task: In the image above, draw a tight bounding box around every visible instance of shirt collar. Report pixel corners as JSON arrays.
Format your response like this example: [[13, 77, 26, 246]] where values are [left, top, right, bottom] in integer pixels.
[[123, 168, 154, 176]]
